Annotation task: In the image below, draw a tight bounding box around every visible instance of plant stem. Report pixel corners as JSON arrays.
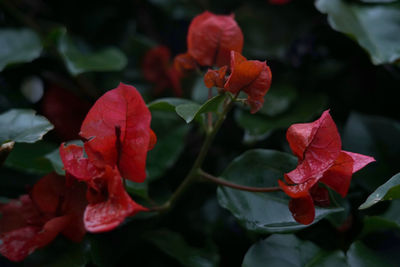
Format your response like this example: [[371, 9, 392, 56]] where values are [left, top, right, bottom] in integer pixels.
[[197, 169, 281, 193], [150, 94, 236, 213]]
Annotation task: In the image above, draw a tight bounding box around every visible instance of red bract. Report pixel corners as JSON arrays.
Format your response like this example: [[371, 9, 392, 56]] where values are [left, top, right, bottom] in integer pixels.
[[80, 83, 153, 183], [0, 173, 86, 262], [278, 110, 375, 225], [60, 83, 153, 233], [204, 51, 272, 113], [174, 11, 243, 69], [142, 46, 182, 97]]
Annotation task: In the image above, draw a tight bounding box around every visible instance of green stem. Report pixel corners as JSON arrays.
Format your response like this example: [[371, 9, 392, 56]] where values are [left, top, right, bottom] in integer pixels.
[[197, 169, 281, 193], [150, 94, 236, 213]]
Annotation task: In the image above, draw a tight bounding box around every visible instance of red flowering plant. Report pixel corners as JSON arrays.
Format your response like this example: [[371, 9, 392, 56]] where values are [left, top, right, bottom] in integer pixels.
[[1, 2, 399, 266], [60, 83, 154, 232]]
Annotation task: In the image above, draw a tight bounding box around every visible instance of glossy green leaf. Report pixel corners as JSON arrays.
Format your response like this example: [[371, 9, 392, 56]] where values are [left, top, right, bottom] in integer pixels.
[[242, 234, 347, 267], [57, 30, 127, 76], [176, 94, 226, 124], [359, 173, 400, 209], [148, 98, 196, 112], [147, 111, 190, 181], [315, 0, 400, 65], [235, 94, 327, 143], [143, 230, 219, 267], [4, 141, 57, 175], [342, 113, 400, 191], [362, 200, 400, 236], [191, 77, 209, 103], [217, 149, 343, 233], [347, 241, 394, 267], [0, 28, 42, 71], [0, 109, 54, 145], [125, 180, 149, 199], [259, 85, 297, 117]]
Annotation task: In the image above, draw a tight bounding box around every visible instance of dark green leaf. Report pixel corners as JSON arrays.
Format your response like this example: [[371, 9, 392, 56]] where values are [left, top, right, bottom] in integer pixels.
[[176, 94, 226, 124], [0, 109, 53, 144], [342, 113, 400, 191], [143, 230, 219, 267], [148, 98, 196, 112], [0, 28, 42, 71], [347, 241, 394, 267], [359, 173, 400, 209], [217, 149, 343, 233], [125, 180, 149, 199], [4, 141, 57, 175], [315, 0, 400, 65], [362, 200, 400, 235], [57, 29, 127, 76], [242, 234, 347, 267], [259, 84, 298, 117], [191, 77, 209, 103], [235, 94, 327, 143]]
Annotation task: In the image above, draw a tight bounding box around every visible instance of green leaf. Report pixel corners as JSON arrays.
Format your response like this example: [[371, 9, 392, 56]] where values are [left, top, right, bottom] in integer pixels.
[[242, 234, 348, 267], [57, 29, 127, 76], [342, 113, 400, 191], [347, 241, 394, 267], [148, 98, 196, 112], [125, 180, 149, 199], [216, 149, 343, 233], [362, 200, 400, 236], [0, 109, 54, 145], [143, 230, 219, 267], [315, 0, 400, 65], [235, 94, 327, 143], [258, 84, 298, 117], [176, 94, 226, 124], [0, 28, 42, 71], [4, 141, 57, 175], [359, 173, 400, 209], [147, 111, 190, 181]]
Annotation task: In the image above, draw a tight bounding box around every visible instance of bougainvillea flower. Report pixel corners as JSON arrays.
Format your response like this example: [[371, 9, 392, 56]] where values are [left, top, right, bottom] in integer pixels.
[[60, 144, 148, 233], [173, 52, 198, 74], [80, 82, 155, 183], [179, 11, 244, 68], [278, 110, 375, 225], [142, 46, 183, 97], [0, 173, 86, 261], [204, 51, 272, 113], [41, 84, 91, 140]]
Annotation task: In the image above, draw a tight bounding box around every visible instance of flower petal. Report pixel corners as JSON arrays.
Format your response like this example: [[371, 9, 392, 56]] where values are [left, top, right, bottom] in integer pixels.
[[342, 151, 375, 173], [80, 83, 152, 182], [289, 195, 315, 225], [31, 173, 66, 214], [187, 11, 243, 67], [83, 167, 148, 233], [59, 143, 101, 181], [278, 178, 319, 198], [285, 110, 342, 184]]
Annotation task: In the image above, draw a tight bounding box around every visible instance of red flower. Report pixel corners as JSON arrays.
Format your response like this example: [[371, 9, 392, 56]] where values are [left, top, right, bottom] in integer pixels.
[[0, 173, 86, 262], [60, 83, 154, 233], [142, 46, 182, 97], [204, 51, 272, 113], [174, 11, 244, 69], [278, 110, 375, 225]]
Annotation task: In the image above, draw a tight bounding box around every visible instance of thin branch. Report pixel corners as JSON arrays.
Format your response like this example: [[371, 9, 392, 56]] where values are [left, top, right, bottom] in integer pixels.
[[197, 169, 281, 193]]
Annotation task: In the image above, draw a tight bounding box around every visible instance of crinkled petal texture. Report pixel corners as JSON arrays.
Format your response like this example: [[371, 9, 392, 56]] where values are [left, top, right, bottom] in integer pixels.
[[204, 66, 228, 89], [188, 11, 243, 67], [84, 166, 148, 233], [224, 51, 272, 113], [80, 83, 152, 182], [0, 174, 86, 262], [285, 110, 342, 184], [174, 53, 197, 73], [280, 110, 375, 225]]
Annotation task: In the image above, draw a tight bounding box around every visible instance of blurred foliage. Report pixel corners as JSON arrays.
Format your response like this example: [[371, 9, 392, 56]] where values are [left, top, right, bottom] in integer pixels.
[[1, 0, 400, 266]]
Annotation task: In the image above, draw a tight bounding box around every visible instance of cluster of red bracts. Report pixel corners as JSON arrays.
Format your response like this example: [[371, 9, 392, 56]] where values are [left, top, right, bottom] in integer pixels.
[[279, 110, 375, 225], [0, 83, 155, 261]]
